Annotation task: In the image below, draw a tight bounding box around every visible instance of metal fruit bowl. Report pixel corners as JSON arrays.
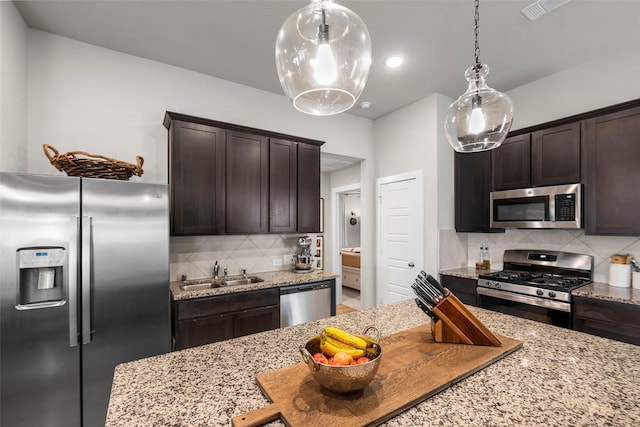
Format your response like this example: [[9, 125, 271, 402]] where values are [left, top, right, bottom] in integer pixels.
[[299, 326, 382, 394]]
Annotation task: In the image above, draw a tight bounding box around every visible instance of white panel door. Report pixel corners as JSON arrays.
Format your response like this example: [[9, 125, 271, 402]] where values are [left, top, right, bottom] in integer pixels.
[[379, 177, 422, 305]]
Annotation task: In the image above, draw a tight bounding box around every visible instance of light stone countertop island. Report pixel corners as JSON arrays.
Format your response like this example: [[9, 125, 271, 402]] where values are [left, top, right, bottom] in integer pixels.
[[106, 300, 640, 426]]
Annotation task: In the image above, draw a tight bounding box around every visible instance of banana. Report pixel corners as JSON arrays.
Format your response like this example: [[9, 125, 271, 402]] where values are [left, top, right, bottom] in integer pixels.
[[319, 335, 366, 358], [355, 336, 380, 358], [324, 335, 363, 352], [354, 334, 379, 348], [323, 326, 368, 350]]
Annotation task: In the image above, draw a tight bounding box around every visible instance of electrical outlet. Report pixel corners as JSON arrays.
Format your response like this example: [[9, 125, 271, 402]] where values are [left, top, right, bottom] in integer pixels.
[[272, 258, 283, 266]]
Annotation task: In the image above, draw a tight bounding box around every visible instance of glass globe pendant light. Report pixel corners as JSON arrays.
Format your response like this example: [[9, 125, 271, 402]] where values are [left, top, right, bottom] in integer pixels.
[[275, 0, 372, 116], [444, 0, 514, 153]]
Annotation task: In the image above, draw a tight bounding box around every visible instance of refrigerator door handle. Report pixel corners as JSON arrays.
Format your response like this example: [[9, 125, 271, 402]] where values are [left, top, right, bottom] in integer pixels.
[[69, 216, 80, 347], [81, 216, 92, 345]]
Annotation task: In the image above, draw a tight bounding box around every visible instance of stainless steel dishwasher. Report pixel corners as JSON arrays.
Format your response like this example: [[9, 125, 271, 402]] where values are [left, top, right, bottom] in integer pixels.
[[280, 280, 334, 327]]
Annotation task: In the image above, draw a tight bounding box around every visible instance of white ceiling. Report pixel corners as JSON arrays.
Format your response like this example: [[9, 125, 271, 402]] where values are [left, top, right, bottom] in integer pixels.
[[14, 0, 640, 122]]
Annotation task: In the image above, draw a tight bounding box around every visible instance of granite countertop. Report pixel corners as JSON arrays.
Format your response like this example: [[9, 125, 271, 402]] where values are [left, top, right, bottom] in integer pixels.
[[572, 281, 640, 306], [439, 266, 499, 280], [106, 300, 640, 426], [171, 270, 339, 301]]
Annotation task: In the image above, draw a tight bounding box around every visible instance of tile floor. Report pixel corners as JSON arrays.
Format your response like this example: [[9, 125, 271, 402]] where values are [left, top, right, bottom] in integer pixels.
[[341, 287, 361, 310]]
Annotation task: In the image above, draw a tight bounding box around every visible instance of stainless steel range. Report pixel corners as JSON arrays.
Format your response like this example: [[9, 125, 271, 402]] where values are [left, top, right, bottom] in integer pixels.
[[477, 250, 593, 328]]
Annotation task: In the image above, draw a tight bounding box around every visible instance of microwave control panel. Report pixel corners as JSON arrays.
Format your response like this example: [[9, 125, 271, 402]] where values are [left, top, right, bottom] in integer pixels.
[[555, 193, 576, 221]]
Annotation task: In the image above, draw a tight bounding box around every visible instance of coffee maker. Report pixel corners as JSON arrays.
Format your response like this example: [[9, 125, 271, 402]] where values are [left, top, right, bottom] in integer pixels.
[[292, 236, 315, 272]]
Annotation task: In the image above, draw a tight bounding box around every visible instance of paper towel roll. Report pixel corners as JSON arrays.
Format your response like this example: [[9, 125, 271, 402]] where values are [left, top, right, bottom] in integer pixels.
[[609, 263, 631, 288], [633, 271, 640, 290]]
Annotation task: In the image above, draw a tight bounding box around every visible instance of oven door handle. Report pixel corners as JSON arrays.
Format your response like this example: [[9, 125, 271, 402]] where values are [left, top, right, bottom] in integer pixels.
[[477, 287, 571, 313]]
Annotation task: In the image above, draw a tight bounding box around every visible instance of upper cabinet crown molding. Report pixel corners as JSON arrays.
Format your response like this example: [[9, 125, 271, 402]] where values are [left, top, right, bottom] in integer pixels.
[[163, 111, 324, 147]]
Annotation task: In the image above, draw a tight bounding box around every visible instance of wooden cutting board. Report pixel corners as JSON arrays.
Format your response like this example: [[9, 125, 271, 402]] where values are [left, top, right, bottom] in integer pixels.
[[232, 323, 522, 427]]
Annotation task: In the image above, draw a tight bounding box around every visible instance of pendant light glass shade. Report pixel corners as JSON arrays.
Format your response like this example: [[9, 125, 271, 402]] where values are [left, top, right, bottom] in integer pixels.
[[444, 64, 514, 152], [275, 0, 372, 116], [444, 0, 513, 153]]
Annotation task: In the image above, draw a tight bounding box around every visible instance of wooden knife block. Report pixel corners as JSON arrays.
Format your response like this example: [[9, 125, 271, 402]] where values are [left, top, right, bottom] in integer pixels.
[[430, 291, 502, 346]]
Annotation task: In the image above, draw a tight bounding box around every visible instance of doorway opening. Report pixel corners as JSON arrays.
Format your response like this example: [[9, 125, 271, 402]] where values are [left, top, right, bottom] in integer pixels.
[[331, 183, 361, 311]]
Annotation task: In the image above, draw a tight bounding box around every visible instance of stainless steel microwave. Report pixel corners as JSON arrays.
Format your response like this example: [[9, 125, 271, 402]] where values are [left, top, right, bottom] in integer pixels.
[[490, 183, 582, 229]]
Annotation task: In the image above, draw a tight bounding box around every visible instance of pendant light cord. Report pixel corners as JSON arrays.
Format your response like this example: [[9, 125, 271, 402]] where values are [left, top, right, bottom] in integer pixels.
[[318, 9, 329, 41], [474, 0, 481, 69]]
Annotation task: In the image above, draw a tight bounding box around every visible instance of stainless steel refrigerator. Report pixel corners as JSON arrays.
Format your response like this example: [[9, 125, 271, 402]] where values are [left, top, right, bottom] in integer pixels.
[[0, 172, 171, 427]]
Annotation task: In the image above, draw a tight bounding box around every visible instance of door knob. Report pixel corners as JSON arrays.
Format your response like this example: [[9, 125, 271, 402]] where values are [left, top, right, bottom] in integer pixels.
[[408, 262, 415, 267]]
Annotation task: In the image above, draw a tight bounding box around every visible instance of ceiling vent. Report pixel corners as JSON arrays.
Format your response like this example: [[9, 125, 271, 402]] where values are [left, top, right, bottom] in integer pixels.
[[521, 0, 571, 22]]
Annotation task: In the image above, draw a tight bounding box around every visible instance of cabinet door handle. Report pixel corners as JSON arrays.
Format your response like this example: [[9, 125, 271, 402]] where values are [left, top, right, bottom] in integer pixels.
[[408, 262, 415, 267]]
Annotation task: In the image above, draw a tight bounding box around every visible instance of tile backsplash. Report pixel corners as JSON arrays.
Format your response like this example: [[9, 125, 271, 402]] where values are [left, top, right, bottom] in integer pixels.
[[439, 228, 640, 283], [170, 234, 301, 281]]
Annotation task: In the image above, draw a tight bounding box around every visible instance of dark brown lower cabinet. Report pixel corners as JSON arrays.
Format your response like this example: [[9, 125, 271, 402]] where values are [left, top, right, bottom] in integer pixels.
[[572, 296, 640, 345], [439, 275, 477, 306], [233, 305, 280, 337], [173, 288, 279, 350]]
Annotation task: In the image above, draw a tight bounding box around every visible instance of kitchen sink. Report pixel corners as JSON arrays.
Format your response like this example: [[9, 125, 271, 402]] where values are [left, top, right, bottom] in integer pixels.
[[222, 276, 264, 286], [179, 276, 264, 291], [179, 282, 223, 291]]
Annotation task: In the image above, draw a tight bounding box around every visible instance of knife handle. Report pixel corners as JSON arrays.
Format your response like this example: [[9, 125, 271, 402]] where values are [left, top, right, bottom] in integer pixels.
[[426, 274, 450, 297], [414, 298, 437, 322]]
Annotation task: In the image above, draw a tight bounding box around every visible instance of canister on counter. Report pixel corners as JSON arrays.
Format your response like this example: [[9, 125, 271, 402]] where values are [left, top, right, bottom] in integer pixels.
[[609, 253, 631, 288]]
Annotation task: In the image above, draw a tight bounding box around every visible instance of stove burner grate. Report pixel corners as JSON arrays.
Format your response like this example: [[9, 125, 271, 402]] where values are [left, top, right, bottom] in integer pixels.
[[483, 270, 591, 290]]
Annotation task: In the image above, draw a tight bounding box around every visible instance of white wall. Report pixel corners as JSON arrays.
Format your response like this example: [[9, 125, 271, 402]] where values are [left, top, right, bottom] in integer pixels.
[[508, 47, 640, 131], [0, 2, 28, 172], [25, 30, 374, 183], [373, 93, 453, 278]]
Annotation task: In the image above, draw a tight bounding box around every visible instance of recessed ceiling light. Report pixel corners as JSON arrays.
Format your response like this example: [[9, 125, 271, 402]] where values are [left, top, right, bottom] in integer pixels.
[[384, 56, 404, 68]]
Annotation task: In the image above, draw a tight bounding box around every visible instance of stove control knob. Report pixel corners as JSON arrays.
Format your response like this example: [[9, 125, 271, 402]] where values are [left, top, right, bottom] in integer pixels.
[[493, 282, 501, 289], [536, 290, 544, 296], [549, 291, 556, 298]]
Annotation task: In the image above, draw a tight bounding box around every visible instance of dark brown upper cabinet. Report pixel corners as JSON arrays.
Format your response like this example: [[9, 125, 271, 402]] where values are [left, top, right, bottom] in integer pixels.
[[583, 105, 640, 235], [297, 142, 321, 233], [454, 151, 503, 233], [492, 122, 581, 191], [168, 120, 226, 235], [226, 131, 269, 234], [492, 133, 532, 190], [164, 111, 324, 235], [454, 99, 640, 235], [269, 139, 297, 233], [531, 122, 581, 187]]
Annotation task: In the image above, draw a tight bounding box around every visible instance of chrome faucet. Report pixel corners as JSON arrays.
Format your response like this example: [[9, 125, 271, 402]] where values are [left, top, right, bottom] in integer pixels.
[[213, 261, 220, 279]]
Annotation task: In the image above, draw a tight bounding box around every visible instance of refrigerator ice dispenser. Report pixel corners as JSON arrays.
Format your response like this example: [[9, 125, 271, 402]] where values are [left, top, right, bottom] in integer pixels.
[[17, 247, 65, 307]]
